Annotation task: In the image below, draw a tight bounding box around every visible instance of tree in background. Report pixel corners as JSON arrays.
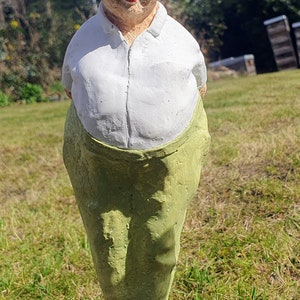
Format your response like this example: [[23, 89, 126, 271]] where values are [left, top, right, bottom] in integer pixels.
[[220, 0, 300, 72], [173, 0, 226, 60], [1, 0, 300, 101], [175, 0, 300, 72], [0, 0, 98, 101]]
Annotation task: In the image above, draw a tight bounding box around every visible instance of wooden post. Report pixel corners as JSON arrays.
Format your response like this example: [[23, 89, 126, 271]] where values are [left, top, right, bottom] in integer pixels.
[[264, 15, 298, 70]]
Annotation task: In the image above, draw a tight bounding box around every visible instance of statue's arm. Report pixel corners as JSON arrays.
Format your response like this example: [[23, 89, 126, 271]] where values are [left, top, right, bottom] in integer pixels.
[[199, 83, 207, 98], [62, 46, 73, 100], [192, 46, 207, 98], [64, 89, 72, 99]]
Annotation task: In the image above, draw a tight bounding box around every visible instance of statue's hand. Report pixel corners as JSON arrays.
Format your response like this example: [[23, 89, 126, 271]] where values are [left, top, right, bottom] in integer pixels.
[[199, 84, 207, 98], [64, 89, 72, 99]]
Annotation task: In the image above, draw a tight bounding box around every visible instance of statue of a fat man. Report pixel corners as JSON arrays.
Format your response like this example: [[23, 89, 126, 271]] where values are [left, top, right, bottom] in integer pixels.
[[62, 0, 210, 299]]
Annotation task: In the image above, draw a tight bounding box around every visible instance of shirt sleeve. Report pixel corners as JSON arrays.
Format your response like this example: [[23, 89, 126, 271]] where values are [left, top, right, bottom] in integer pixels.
[[61, 47, 73, 92], [192, 48, 207, 89]]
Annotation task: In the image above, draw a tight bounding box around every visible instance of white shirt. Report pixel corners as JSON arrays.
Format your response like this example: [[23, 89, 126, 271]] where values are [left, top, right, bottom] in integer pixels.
[[62, 2, 207, 150]]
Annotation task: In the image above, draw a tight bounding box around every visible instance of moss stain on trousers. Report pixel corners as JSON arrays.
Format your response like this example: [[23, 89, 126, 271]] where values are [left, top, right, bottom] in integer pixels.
[[63, 97, 210, 300]]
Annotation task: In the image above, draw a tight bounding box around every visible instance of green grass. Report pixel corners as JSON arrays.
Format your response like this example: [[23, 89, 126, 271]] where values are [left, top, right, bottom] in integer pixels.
[[0, 69, 299, 299]]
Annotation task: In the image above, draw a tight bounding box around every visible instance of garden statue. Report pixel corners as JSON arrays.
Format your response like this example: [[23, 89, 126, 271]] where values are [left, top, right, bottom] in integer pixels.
[[62, 0, 210, 299]]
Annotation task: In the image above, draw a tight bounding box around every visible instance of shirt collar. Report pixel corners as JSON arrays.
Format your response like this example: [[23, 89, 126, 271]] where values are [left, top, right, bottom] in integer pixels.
[[98, 2, 167, 38], [98, 3, 116, 34], [147, 2, 167, 37]]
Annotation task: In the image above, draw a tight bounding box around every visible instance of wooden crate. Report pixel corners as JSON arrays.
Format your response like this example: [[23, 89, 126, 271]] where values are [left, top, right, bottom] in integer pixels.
[[208, 54, 256, 75], [292, 22, 300, 65], [264, 15, 298, 70]]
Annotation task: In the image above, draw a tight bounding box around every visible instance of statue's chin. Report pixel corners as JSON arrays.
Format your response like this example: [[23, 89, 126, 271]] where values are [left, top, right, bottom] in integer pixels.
[[104, 0, 141, 16], [102, 0, 157, 28]]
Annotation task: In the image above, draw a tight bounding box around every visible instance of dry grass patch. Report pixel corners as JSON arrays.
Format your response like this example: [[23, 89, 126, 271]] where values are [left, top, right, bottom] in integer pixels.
[[1, 70, 299, 299], [172, 70, 300, 299]]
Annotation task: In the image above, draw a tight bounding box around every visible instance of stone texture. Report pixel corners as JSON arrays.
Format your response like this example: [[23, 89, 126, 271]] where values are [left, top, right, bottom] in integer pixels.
[[63, 98, 210, 300]]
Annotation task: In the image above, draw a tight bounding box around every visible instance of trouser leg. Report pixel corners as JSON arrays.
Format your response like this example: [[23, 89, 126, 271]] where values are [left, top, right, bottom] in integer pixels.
[[63, 102, 210, 300]]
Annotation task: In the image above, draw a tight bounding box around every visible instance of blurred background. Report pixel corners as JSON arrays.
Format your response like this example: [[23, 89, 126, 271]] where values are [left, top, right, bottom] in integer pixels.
[[0, 0, 300, 103]]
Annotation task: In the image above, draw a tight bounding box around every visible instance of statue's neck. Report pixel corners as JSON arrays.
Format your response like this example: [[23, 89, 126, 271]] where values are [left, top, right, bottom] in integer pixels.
[[103, 4, 158, 46]]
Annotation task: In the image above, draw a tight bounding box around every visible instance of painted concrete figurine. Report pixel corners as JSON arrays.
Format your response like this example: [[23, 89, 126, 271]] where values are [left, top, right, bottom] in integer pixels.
[[62, 0, 210, 299]]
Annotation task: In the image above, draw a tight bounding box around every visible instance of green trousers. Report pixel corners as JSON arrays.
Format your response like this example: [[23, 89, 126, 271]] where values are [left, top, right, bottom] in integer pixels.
[[63, 99, 210, 300]]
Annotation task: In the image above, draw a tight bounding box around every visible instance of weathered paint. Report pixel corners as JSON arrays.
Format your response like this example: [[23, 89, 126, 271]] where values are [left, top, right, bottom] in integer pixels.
[[63, 98, 210, 299], [62, 2, 207, 150]]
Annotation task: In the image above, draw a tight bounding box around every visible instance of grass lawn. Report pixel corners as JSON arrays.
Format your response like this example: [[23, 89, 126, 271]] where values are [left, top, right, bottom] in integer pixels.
[[0, 69, 299, 299]]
